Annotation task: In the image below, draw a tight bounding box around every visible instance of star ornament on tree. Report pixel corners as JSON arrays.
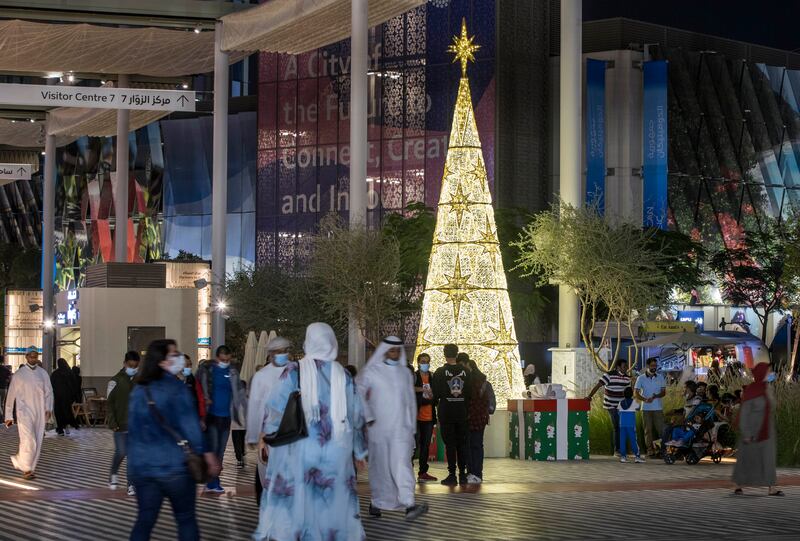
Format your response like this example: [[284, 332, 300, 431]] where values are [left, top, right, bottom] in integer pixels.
[[436, 256, 475, 322], [448, 18, 480, 77]]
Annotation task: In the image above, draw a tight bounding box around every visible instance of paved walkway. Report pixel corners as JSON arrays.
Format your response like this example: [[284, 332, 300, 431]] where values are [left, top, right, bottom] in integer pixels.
[[0, 427, 798, 540]]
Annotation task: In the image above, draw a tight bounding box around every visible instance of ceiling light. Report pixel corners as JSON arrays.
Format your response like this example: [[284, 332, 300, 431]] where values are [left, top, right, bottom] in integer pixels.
[[29, 119, 35, 123], [194, 27, 201, 34], [182, 82, 189, 90], [67, 73, 75, 83]]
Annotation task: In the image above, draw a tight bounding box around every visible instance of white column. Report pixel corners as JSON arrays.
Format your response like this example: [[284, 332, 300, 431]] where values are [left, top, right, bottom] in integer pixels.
[[559, 0, 582, 348], [42, 122, 56, 372], [348, 0, 368, 367], [211, 21, 229, 350], [114, 74, 130, 263]]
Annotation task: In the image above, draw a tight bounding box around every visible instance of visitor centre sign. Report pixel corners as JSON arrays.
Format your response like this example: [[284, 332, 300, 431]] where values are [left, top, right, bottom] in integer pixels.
[[0, 83, 196, 112]]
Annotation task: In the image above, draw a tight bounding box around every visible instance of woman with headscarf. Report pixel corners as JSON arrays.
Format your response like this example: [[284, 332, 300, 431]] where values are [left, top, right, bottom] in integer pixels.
[[50, 358, 78, 435], [357, 336, 427, 520], [733, 363, 782, 496], [253, 323, 368, 541]]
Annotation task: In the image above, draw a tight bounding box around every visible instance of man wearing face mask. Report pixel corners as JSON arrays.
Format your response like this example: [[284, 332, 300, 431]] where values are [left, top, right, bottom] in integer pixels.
[[246, 336, 291, 508], [4, 347, 53, 480], [107, 350, 141, 494], [358, 337, 428, 521], [414, 353, 437, 483], [196, 345, 243, 494]]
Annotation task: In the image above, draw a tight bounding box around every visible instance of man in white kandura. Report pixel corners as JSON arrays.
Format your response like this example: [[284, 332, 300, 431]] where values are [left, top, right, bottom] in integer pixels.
[[357, 336, 429, 521], [3, 347, 53, 479], [245, 336, 291, 509]]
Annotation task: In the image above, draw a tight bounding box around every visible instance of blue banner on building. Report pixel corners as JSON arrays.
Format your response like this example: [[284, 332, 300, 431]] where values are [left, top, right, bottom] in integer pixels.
[[643, 60, 668, 229], [585, 59, 607, 213]]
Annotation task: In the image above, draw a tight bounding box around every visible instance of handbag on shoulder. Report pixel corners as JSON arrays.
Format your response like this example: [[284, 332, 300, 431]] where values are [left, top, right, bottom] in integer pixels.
[[263, 368, 308, 447], [145, 387, 209, 483]]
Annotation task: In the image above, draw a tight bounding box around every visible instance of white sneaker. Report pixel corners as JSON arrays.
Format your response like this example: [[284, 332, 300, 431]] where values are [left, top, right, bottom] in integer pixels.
[[620, 456, 628, 463], [634, 456, 646, 464], [109, 474, 118, 489], [65, 428, 70, 435], [127, 485, 136, 496], [466, 474, 482, 484]]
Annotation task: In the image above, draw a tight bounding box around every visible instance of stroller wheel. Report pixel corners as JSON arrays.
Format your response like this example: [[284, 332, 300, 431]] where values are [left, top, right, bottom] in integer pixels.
[[686, 452, 700, 465], [663, 453, 676, 465], [711, 452, 723, 464]]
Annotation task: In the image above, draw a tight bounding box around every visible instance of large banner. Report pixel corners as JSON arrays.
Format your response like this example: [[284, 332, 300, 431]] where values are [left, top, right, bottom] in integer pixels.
[[643, 60, 668, 229], [585, 58, 607, 212], [255, 0, 496, 267]]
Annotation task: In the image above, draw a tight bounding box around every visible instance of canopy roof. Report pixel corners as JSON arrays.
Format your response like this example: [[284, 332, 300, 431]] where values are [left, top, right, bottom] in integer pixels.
[[220, 0, 426, 54], [0, 19, 244, 77]]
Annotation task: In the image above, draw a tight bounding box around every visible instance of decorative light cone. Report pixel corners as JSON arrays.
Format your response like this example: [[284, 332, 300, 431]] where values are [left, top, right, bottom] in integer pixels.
[[414, 19, 525, 402]]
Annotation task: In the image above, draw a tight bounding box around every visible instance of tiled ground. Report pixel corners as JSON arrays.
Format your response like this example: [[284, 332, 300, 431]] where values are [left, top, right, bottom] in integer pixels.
[[0, 427, 798, 540]]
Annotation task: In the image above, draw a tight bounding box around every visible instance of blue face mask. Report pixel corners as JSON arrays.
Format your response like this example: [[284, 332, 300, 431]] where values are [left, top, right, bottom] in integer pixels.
[[217, 361, 230, 369], [273, 353, 289, 366], [766, 372, 777, 383], [182, 367, 192, 376], [419, 363, 430, 372], [384, 359, 399, 366], [125, 367, 138, 377]]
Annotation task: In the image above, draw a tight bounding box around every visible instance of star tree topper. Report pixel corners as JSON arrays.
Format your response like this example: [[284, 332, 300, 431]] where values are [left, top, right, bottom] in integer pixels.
[[448, 18, 481, 77]]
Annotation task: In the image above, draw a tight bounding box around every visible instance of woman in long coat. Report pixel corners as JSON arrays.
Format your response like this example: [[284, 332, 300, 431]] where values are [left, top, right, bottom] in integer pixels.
[[50, 358, 77, 435], [733, 362, 782, 496]]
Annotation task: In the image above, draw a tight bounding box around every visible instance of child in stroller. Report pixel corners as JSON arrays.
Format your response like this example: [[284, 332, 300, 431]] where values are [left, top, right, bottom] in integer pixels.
[[662, 400, 728, 465]]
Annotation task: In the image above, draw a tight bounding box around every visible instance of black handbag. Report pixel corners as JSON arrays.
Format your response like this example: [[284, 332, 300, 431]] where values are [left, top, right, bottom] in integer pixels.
[[263, 369, 308, 447], [145, 387, 210, 483]]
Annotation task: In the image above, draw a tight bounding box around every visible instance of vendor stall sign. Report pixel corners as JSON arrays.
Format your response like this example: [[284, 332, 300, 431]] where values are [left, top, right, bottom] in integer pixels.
[[643, 321, 696, 333]]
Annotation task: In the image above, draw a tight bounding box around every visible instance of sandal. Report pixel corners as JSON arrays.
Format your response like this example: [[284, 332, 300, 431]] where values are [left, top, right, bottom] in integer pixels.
[[769, 490, 785, 496], [733, 488, 743, 495]]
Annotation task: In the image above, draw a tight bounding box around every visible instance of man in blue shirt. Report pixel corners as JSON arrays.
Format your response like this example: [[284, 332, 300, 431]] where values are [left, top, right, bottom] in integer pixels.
[[197, 345, 243, 493], [634, 357, 667, 458]]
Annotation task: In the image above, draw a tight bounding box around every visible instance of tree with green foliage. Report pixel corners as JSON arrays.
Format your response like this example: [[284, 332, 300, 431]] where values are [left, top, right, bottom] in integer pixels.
[[709, 219, 793, 345], [311, 214, 401, 347], [225, 264, 330, 349], [513, 203, 675, 370]]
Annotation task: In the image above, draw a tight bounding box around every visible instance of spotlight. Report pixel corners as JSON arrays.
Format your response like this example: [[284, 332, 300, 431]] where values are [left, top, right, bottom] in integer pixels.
[[194, 27, 201, 34], [216, 301, 227, 311], [182, 82, 189, 90], [67, 73, 75, 83], [29, 119, 35, 123], [43, 319, 54, 329]]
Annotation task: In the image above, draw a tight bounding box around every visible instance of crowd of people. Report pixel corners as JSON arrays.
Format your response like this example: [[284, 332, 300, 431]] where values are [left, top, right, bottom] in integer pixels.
[[0, 325, 498, 540], [587, 356, 781, 496]]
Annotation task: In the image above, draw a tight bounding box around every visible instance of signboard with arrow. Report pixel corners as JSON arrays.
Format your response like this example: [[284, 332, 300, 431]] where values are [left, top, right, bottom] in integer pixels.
[[0, 83, 196, 112], [0, 163, 32, 181]]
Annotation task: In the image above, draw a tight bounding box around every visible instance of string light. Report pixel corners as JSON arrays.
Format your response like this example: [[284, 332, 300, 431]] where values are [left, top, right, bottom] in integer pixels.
[[414, 20, 525, 403]]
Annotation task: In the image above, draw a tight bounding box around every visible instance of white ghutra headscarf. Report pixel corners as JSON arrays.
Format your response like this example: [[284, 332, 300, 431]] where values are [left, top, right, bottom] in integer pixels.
[[298, 322, 349, 440], [362, 336, 407, 378]]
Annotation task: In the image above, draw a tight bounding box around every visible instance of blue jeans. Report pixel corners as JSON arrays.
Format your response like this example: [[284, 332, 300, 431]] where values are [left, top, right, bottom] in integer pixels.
[[204, 414, 231, 487], [130, 474, 198, 541], [111, 431, 130, 487], [619, 426, 640, 457], [606, 408, 620, 453]]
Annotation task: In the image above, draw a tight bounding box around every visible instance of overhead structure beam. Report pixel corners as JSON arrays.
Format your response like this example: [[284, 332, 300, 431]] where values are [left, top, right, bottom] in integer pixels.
[[0, 0, 246, 28]]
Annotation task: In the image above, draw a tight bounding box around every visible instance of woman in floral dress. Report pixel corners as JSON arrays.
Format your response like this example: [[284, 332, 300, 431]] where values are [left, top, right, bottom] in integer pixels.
[[253, 322, 368, 541]]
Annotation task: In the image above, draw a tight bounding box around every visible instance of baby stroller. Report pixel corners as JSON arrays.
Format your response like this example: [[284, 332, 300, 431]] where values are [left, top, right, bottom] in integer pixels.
[[662, 402, 730, 465]]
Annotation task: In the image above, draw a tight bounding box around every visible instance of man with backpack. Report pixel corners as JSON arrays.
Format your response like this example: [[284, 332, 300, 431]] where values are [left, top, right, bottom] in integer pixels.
[[464, 357, 494, 484]]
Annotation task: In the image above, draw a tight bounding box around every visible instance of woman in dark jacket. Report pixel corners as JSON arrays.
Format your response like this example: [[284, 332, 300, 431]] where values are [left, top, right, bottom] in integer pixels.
[[50, 358, 77, 435], [465, 359, 492, 484], [128, 339, 220, 541]]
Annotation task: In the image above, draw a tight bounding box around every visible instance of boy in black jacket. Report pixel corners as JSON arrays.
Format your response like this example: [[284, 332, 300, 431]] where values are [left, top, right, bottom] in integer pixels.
[[432, 344, 471, 486]]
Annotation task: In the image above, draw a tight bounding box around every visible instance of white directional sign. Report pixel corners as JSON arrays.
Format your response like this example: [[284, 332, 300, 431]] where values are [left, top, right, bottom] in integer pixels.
[[0, 83, 196, 112], [0, 163, 31, 180]]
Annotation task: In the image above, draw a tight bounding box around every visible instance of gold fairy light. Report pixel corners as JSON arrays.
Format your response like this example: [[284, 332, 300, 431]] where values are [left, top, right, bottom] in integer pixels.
[[414, 21, 525, 403]]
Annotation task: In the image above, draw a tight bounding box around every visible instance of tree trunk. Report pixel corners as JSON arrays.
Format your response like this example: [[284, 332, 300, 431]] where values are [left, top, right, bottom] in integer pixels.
[[789, 314, 800, 380]]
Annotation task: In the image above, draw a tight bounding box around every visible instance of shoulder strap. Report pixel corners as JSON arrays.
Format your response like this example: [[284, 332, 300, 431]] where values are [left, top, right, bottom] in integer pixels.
[[144, 386, 189, 447]]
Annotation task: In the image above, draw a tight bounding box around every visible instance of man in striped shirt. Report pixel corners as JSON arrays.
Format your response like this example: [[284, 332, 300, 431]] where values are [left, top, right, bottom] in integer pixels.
[[586, 360, 630, 456]]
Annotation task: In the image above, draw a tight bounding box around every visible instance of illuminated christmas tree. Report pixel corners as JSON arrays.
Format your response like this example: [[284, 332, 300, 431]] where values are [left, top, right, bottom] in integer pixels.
[[414, 20, 525, 402]]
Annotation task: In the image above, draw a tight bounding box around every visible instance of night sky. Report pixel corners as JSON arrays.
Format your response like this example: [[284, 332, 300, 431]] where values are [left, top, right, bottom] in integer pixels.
[[584, 0, 800, 52]]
